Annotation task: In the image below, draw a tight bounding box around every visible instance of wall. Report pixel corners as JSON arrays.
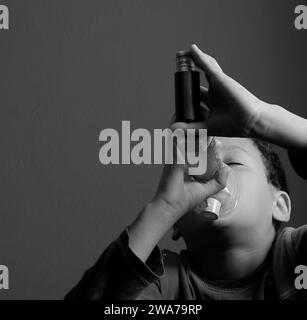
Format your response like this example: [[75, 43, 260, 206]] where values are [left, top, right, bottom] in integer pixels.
[[0, 0, 306, 299]]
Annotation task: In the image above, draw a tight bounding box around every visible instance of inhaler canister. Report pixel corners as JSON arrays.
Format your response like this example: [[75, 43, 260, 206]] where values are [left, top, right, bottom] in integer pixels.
[[175, 51, 201, 123], [174, 51, 221, 219]]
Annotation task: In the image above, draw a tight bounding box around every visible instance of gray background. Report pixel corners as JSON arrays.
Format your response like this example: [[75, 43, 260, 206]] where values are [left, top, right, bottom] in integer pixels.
[[0, 0, 306, 300]]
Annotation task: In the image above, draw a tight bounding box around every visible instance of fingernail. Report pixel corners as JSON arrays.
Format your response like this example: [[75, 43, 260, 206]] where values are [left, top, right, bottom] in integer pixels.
[[192, 44, 201, 52]]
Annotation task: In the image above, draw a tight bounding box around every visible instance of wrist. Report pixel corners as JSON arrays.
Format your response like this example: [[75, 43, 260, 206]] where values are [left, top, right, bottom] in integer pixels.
[[248, 102, 307, 151], [127, 200, 176, 263], [146, 197, 181, 226], [247, 100, 272, 140]]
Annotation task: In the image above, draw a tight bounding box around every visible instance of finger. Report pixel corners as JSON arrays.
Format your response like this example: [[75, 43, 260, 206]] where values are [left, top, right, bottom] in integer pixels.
[[169, 113, 176, 126], [171, 121, 209, 131], [170, 122, 189, 131], [185, 165, 230, 207], [170, 121, 209, 147], [199, 106, 210, 122], [170, 116, 207, 129], [200, 86, 209, 101], [160, 134, 187, 186], [199, 86, 211, 119], [187, 44, 223, 79], [160, 162, 185, 187]]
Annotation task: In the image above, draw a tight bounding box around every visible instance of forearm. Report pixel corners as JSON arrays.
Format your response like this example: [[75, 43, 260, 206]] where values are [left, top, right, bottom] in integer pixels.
[[128, 199, 177, 263], [253, 103, 307, 151], [65, 219, 167, 300]]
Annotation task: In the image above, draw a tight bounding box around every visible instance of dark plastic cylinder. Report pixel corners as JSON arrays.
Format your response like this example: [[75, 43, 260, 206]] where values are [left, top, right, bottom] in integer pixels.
[[175, 70, 201, 122]]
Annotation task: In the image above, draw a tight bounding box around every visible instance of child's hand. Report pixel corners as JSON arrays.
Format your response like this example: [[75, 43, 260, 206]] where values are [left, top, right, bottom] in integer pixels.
[[187, 44, 265, 138], [151, 122, 230, 223]]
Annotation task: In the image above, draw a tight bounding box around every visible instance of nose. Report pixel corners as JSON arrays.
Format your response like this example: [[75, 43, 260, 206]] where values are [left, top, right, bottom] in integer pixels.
[[213, 137, 223, 148]]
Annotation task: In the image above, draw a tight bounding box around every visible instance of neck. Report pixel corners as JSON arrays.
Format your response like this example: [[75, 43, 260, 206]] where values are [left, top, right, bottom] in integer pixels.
[[186, 224, 275, 281]]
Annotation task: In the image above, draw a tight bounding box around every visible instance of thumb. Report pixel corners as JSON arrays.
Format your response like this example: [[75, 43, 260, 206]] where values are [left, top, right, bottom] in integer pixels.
[[185, 165, 230, 209], [188, 44, 223, 79]]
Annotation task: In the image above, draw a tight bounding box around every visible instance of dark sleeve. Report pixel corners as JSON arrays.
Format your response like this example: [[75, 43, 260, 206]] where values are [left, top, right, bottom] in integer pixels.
[[291, 225, 307, 264], [288, 149, 307, 179], [64, 227, 165, 300]]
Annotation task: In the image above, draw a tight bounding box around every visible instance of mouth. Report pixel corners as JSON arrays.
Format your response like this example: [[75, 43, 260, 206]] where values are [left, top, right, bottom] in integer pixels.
[[193, 188, 239, 221]]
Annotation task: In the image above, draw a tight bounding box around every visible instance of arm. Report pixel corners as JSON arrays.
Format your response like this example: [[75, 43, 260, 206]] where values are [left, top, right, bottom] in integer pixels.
[[255, 104, 307, 179], [128, 159, 229, 263], [65, 125, 228, 300], [254, 104, 307, 152], [187, 44, 307, 178], [64, 224, 165, 300]]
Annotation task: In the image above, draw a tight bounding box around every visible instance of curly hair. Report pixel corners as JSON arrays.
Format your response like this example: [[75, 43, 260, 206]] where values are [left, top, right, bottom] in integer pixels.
[[251, 138, 289, 232]]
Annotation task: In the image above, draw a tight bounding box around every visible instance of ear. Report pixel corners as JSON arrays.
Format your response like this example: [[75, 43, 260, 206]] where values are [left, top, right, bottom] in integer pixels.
[[272, 190, 291, 223], [171, 223, 182, 241]]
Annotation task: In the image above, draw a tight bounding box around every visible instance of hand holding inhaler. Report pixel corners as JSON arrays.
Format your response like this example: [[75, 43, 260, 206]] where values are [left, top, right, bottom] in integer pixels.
[[174, 50, 239, 220]]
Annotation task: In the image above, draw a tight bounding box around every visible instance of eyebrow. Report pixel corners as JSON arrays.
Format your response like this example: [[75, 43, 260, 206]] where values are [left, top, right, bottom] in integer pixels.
[[223, 145, 251, 156]]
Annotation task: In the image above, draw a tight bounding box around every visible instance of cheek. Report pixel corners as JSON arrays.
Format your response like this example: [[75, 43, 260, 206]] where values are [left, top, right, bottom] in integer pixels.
[[235, 172, 273, 222]]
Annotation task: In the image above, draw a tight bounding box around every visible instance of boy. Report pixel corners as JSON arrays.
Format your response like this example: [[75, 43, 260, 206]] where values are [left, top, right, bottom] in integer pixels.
[[65, 45, 307, 300]]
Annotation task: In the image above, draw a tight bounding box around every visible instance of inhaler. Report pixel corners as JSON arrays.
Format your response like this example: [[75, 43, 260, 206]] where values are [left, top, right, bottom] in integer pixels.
[[174, 51, 239, 220]]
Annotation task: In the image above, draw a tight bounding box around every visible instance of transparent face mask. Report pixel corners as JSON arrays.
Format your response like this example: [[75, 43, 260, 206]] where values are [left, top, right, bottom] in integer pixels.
[[192, 137, 240, 220]]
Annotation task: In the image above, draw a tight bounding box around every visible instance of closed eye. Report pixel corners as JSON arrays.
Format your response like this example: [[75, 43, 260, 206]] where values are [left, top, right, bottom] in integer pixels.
[[227, 162, 243, 166]]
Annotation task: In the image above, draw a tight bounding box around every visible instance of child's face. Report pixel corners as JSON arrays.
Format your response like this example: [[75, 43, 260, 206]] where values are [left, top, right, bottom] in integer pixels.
[[177, 137, 278, 241]]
